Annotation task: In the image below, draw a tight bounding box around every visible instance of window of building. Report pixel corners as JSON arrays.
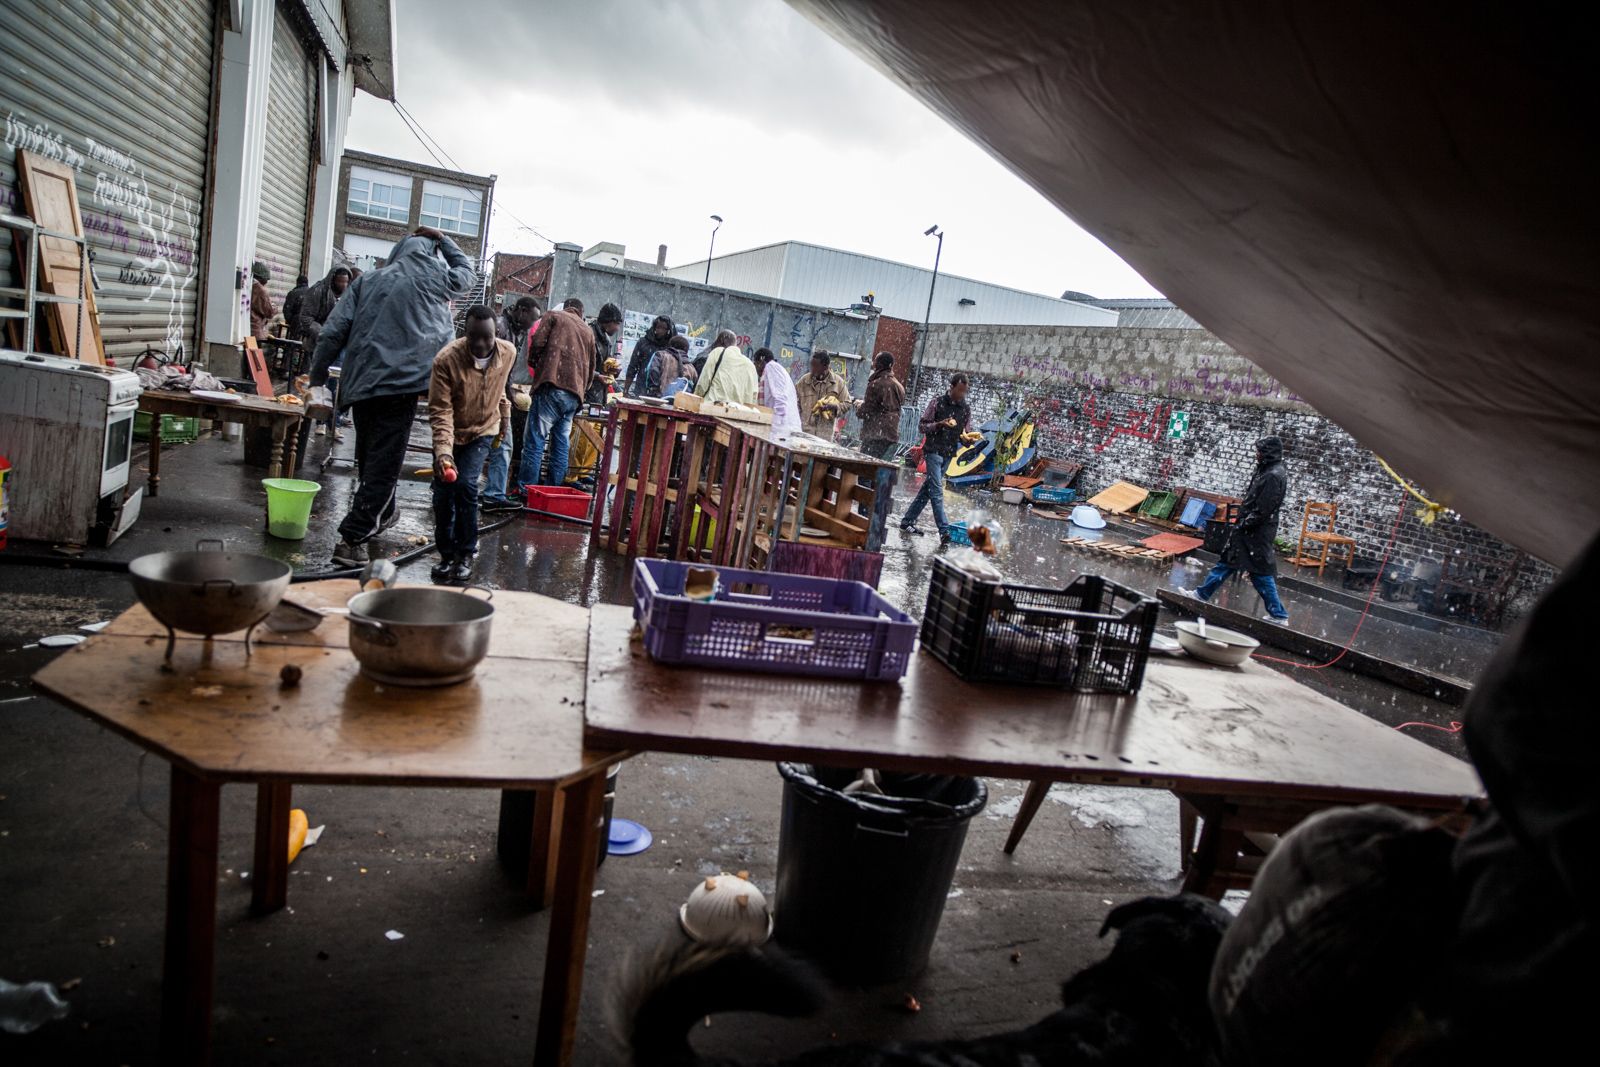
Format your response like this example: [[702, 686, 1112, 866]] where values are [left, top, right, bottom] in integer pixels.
[[420, 180, 483, 237], [347, 166, 413, 223]]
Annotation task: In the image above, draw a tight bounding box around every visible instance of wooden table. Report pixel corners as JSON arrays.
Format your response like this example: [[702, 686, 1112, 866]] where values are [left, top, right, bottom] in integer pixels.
[[583, 604, 1482, 894], [32, 581, 623, 1067], [138, 389, 304, 495]]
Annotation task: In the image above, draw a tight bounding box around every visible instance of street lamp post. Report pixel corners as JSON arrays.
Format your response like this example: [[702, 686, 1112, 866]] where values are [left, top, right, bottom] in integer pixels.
[[705, 215, 723, 285], [910, 224, 943, 401]]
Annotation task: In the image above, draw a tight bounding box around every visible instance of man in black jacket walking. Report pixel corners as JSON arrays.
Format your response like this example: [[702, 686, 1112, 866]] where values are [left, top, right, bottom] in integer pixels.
[[899, 373, 970, 544], [1188, 435, 1291, 622]]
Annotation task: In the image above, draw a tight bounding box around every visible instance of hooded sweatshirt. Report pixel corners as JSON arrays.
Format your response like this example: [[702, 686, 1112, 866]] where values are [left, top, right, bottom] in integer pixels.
[[308, 233, 477, 407]]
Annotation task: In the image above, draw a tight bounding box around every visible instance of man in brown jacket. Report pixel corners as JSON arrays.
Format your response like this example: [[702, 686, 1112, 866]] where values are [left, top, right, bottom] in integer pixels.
[[857, 352, 906, 459], [517, 297, 595, 490], [428, 305, 513, 583], [794, 351, 854, 440]]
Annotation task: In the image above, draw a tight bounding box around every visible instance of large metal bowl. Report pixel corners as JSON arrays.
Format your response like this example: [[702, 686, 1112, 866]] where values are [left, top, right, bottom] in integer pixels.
[[346, 587, 495, 687], [128, 542, 292, 659]]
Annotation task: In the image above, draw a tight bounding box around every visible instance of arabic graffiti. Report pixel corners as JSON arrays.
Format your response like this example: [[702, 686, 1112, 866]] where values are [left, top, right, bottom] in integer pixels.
[[1082, 394, 1173, 452]]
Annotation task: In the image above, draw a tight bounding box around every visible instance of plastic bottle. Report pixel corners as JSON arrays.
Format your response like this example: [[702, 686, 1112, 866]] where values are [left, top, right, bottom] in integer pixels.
[[0, 978, 71, 1034]]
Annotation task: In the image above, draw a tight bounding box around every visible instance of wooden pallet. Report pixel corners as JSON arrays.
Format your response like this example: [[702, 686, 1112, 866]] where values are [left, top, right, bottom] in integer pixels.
[[1060, 536, 1180, 563]]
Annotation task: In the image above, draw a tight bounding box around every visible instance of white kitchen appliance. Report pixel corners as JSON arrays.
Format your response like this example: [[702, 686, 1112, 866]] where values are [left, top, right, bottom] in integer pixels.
[[0, 349, 143, 543]]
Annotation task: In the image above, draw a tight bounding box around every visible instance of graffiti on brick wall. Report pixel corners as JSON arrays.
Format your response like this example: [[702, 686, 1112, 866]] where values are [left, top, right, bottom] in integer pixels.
[[1004, 347, 1305, 406]]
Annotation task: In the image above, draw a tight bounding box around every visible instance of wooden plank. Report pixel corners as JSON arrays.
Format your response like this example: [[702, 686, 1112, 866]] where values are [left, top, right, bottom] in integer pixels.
[[1087, 480, 1149, 514], [1156, 588, 1474, 704], [624, 416, 657, 556], [160, 766, 219, 1065], [250, 782, 291, 914], [644, 418, 676, 555], [14, 149, 105, 363], [583, 605, 1481, 805]]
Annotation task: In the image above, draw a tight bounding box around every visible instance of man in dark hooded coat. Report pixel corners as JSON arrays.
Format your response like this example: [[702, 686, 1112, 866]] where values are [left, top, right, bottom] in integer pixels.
[[1188, 435, 1290, 621], [309, 226, 477, 566], [294, 265, 352, 347]]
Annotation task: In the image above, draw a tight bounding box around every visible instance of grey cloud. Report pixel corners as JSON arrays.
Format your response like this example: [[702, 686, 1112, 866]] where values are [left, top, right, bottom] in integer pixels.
[[395, 0, 934, 151]]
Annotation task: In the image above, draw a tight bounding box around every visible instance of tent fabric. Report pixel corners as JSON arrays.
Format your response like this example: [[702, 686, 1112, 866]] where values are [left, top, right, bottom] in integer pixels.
[[788, 1, 1598, 567]]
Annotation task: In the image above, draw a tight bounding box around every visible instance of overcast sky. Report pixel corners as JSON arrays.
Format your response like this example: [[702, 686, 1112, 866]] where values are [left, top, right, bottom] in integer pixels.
[[346, 0, 1161, 300]]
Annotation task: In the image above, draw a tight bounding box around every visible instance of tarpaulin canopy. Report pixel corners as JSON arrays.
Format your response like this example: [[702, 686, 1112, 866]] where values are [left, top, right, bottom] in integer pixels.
[[790, 1, 1598, 567]]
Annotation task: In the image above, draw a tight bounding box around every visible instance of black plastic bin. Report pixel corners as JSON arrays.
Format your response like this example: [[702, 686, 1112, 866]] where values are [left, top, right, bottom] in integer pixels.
[[774, 763, 986, 984]]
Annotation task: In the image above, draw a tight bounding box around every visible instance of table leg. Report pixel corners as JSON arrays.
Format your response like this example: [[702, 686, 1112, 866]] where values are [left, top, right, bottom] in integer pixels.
[[160, 766, 220, 1065], [268, 421, 286, 480], [1178, 797, 1200, 871], [497, 788, 562, 909], [148, 414, 163, 497], [282, 416, 300, 477], [252, 782, 292, 914], [532, 769, 608, 1066], [1003, 779, 1052, 855]]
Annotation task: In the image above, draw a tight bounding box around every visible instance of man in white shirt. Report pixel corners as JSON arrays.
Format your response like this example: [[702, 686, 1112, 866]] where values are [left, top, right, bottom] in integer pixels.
[[753, 347, 801, 433]]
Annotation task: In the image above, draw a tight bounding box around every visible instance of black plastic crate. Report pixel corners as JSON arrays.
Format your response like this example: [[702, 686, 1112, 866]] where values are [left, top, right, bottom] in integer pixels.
[[920, 557, 1158, 692]]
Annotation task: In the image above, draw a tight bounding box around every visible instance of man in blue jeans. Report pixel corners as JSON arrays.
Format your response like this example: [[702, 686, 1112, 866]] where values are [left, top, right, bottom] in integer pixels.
[[518, 297, 595, 492], [900, 373, 971, 545], [1187, 435, 1291, 622]]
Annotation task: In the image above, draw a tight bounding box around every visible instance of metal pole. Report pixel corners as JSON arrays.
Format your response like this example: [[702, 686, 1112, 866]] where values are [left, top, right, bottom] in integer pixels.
[[704, 215, 722, 285], [910, 228, 942, 401]]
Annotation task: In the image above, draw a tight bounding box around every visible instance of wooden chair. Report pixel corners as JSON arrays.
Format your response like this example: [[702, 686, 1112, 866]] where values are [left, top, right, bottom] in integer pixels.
[[1288, 500, 1356, 576]]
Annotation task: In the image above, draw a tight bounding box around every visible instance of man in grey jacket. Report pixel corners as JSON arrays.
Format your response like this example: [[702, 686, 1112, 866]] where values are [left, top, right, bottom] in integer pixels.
[[309, 226, 477, 566]]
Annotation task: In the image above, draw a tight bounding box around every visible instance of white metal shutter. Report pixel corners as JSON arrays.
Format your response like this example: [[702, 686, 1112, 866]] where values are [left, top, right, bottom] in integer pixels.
[[0, 0, 216, 363], [253, 1, 317, 307]]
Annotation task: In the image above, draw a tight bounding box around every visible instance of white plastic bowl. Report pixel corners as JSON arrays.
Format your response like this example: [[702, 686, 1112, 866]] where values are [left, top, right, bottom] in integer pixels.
[[679, 872, 773, 944], [1174, 620, 1260, 666]]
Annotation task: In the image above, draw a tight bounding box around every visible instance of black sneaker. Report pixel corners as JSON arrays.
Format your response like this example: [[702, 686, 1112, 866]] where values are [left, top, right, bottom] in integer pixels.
[[331, 540, 367, 567], [430, 555, 455, 583], [480, 496, 520, 514], [899, 524, 923, 535], [447, 554, 476, 585], [938, 531, 952, 546]]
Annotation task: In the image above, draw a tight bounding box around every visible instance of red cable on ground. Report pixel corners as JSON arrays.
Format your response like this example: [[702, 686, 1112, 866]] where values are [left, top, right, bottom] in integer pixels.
[[1254, 484, 1409, 672]]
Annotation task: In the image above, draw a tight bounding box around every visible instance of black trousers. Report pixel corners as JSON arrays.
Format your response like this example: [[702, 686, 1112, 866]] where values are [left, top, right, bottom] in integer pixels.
[[339, 393, 416, 545]]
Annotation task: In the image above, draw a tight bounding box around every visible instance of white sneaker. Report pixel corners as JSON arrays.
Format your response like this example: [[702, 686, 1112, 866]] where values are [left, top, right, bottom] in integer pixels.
[[314, 424, 325, 437], [1265, 614, 1289, 626], [1180, 588, 1207, 603]]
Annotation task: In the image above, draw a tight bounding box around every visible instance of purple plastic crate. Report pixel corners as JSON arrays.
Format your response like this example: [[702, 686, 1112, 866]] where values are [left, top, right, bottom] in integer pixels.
[[632, 558, 916, 680]]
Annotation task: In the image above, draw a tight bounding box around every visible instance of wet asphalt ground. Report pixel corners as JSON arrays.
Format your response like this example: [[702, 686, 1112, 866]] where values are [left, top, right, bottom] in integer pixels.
[[0, 426, 1494, 1062]]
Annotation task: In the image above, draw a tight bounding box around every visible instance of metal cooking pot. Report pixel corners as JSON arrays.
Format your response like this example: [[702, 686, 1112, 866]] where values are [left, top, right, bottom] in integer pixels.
[[128, 539, 292, 660], [346, 586, 495, 687]]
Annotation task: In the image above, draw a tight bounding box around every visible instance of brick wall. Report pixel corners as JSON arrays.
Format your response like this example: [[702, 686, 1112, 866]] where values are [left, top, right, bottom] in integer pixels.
[[911, 324, 1556, 615]]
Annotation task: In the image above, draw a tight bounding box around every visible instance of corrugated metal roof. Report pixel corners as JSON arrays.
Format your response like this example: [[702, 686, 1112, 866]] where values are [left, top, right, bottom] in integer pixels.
[[667, 241, 1117, 327]]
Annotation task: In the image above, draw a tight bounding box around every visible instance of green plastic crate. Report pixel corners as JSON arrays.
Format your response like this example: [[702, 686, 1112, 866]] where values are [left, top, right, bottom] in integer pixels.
[[1138, 490, 1179, 520], [133, 412, 201, 444]]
